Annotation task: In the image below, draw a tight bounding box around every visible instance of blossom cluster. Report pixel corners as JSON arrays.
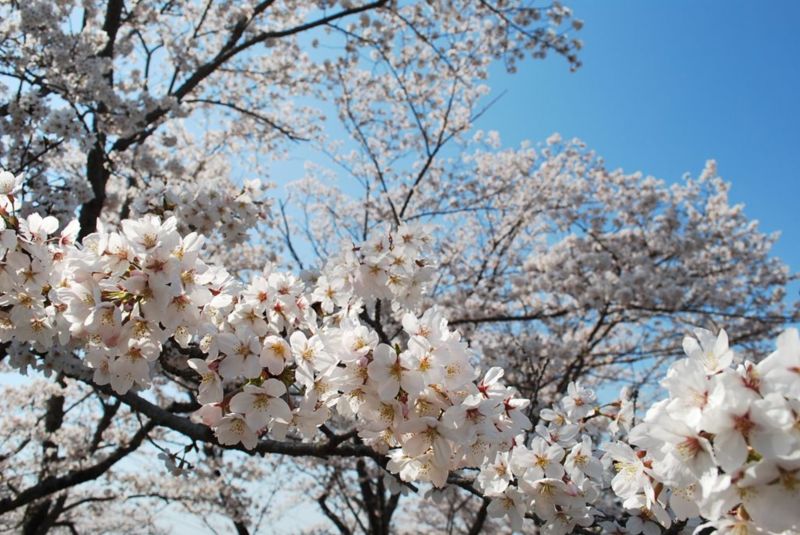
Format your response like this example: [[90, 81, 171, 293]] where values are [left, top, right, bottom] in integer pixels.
[[1, 169, 798, 534], [193, 224, 533, 491], [0, 173, 530, 492], [0, 177, 238, 392], [478, 381, 632, 534], [0, 171, 78, 361], [603, 328, 800, 534], [378, 318, 532, 488], [478, 327, 800, 535], [129, 177, 271, 245], [312, 222, 437, 312]]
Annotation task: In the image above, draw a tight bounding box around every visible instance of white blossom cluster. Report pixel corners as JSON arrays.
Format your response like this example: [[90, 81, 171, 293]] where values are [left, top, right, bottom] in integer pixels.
[[477, 381, 632, 534], [477, 327, 800, 535], [129, 177, 271, 245], [0, 171, 78, 361], [0, 173, 529, 490], [378, 327, 532, 488], [195, 223, 534, 489], [0, 172, 239, 391], [312, 223, 437, 312], [603, 328, 800, 534], [1, 169, 798, 533]]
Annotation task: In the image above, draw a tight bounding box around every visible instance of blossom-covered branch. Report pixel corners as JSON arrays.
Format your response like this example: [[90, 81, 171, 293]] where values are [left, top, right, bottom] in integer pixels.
[[1, 170, 797, 533]]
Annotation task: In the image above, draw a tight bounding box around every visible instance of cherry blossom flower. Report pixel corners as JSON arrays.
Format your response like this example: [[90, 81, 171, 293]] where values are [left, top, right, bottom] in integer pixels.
[[683, 327, 734, 375], [0, 169, 23, 195], [187, 358, 224, 405], [486, 487, 529, 532], [367, 343, 424, 401], [215, 414, 258, 450], [229, 380, 291, 432], [259, 335, 291, 376]]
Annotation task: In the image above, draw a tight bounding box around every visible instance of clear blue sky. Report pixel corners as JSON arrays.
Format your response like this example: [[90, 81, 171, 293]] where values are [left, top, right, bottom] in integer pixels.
[[478, 0, 799, 294]]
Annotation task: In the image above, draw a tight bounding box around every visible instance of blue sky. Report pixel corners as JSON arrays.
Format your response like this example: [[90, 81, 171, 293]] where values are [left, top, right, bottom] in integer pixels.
[[476, 0, 799, 290]]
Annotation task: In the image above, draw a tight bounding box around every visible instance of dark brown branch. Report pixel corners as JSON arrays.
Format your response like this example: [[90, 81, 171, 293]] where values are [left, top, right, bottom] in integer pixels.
[[22, 492, 68, 535], [0, 420, 155, 515], [450, 309, 568, 326], [466, 498, 490, 535], [89, 398, 122, 453], [184, 98, 308, 141], [77, 0, 126, 239], [62, 368, 381, 461], [61, 495, 117, 513], [318, 485, 352, 535], [356, 459, 382, 534]]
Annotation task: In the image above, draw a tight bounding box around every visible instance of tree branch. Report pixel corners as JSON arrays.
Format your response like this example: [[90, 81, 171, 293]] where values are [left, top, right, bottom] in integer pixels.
[[450, 309, 568, 326], [0, 420, 155, 515]]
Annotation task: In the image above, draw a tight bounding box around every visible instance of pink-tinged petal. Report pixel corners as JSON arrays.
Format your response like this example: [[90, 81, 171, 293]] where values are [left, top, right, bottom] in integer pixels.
[[245, 409, 270, 431], [218, 355, 242, 379], [400, 371, 424, 396], [240, 427, 258, 450], [682, 335, 702, 360], [262, 354, 284, 375], [714, 329, 729, 357], [192, 405, 223, 427], [289, 330, 307, 349], [483, 366, 504, 385], [197, 378, 223, 405], [229, 392, 252, 414], [268, 399, 292, 424], [41, 216, 59, 235], [187, 358, 207, 373], [403, 434, 428, 457], [263, 378, 286, 397]]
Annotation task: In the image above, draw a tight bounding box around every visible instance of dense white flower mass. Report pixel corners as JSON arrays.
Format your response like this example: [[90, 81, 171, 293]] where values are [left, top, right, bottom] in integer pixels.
[[0, 0, 796, 531], [0, 179, 798, 533], [130, 177, 271, 246], [612, 328, 800, 534]]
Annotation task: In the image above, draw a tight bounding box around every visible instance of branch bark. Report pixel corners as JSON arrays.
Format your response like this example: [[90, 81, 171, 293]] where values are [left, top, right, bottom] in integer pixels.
[[0, 420, 156, 515], [77, 0, 126, 239]]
